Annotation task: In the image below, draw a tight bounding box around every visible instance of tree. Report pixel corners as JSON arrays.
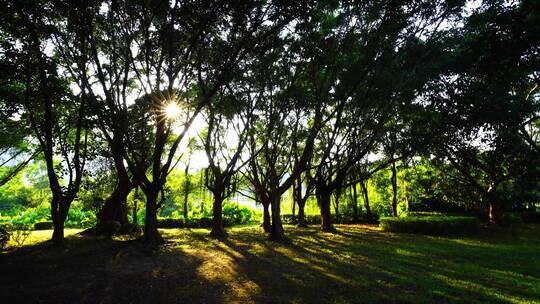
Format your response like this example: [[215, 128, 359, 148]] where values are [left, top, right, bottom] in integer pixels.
[[420, 0, 540, 223]]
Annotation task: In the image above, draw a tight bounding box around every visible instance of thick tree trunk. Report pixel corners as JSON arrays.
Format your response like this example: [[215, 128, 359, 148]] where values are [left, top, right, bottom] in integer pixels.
[[51, 195, 71, 246], [97, 178, 132, 226], [210, 194, 227, 238], [269, 193, 285, 242], [143, 188, 163, 245], [391, 160, 398, 217], [98, 139, 132, 226], [318, 189, 335, 232], [360, 181, 372, 222], [297, 200, 307, 227], [262, 201, 271, 233]]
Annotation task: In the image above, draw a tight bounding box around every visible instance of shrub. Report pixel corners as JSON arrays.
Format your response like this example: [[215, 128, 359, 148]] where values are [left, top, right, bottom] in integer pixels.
[[9, 224, 32, 247], [222, 202, 253, 226], [380, 216, 480, 235], [157, 218, 184, 228], [34, 221, 54, 230], [0, 225, 9, 251]]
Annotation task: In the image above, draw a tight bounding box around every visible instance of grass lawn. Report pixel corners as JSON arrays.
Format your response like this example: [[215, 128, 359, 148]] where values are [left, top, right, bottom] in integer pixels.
[[1, 224, 539, 303]]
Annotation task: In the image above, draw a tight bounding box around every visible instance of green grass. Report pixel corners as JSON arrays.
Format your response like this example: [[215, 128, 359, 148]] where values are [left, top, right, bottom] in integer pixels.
[[1, 224, 539, 303]]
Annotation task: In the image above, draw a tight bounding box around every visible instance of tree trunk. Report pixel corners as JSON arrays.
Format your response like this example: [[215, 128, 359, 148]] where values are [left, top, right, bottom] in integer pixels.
[[360, 181, 372, 222], [210, 193, 227, 238], [351, 184, 359, 222], [143, 188, 163, 245], [391, 160, 398, 217], [51, 195, 71, 246], [292, 196, 296, 216], [98, 138, 132, 226], [262, 201, 271, 233], [183, 158, 190, 219], [318, 189, 335, 232], [269, 192, 285, 242], [333, 192, 340, 217], [487, 182, 501, 224], [97, 178, 132, 226], [132, 187, 138, 226], [297, 199, 307, 227], [292, 178, 302, 225]]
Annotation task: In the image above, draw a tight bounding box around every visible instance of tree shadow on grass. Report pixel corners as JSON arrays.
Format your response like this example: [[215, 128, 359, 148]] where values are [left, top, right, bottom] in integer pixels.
[[0, 233, 225, 304]]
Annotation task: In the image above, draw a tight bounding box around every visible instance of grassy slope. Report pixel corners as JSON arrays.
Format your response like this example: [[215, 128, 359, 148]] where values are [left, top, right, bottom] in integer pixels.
[[0, 224, 539, 303]]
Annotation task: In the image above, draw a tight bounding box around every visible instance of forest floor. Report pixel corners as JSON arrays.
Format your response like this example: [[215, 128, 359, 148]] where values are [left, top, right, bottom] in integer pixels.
[[0, 224, 539, 303]]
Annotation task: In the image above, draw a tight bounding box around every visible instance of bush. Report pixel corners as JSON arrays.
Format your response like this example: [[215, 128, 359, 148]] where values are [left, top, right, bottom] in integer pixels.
[[222, 202, 253, 226], [34, 221, 54, 230], [8, 223, 32, 247], [156, 202, 253, 229], [0, 225, 9, 251], [157, 218, 184, 228], [380, 216, 480, 235]]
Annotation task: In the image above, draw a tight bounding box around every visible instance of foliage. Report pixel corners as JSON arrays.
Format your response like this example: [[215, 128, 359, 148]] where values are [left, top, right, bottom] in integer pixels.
[[380, 216, 480, 235], [158, 202, 253, 229], [0, 225, 9, 251], [33, 221, 53, 230], [3, 223, 32, 247]]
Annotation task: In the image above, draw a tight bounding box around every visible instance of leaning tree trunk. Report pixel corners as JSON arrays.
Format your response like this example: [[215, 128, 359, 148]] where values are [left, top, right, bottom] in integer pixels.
[[269, 192, 285, 242], [360, 181, 372, 222], [97, 140, 132, 226], [391, 160, 398, 217], [143, 187, 163, 245], [318, 188, 335, 232], [97, 177, 132, 226], [210, 192, 227, 238]]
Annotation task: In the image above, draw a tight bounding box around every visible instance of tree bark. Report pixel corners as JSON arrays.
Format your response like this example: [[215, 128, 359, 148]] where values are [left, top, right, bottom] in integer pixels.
[[183, 158, 190, 219], [210, 193, 227, 238], [391, 160, 398, 217], [269, 192, 285, 242], [97, 138, 133, 226], [351, 184, 359, 222], [132, 187, 139, 226], [292, 196, 296, 216], [262, 200, 271, 233], [297, 199, 307, 227], [487, 182, 501, 224], [51, 195, 71, 246], [97, 176, 132, 226], [318, 189, 335, 232], [143, 187, 163, 245], [360, 180, 372, 222]]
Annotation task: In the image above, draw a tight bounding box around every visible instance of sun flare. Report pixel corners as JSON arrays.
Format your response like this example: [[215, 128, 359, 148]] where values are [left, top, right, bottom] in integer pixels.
[[164, 101, 182, 120]]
